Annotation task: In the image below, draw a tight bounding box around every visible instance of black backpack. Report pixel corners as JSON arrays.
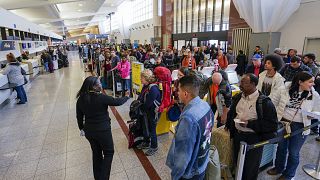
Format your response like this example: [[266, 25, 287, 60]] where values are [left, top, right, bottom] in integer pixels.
[[257, 95, 283, 141]]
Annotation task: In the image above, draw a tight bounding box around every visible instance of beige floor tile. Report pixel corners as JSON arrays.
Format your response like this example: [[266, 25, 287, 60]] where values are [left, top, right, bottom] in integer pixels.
[[35, 154, 66, 176], [66, 136, 90, 152], [0, 151, 16, 168], [0, 166, 8, 179], [66, 148, 91, 168], [0, 140, 22, 154], [111, 153, 125, 175], [19, 136, 45, 150], [65, 163, 94, 180], [33, 169, 65, 180], [118, 151, 142, 170], [125, 166, 149, 180], [4, 160, 38, 180], [12, 146, 42, 165], [110, 171, 128, 180], [40, 141, 67, 158]]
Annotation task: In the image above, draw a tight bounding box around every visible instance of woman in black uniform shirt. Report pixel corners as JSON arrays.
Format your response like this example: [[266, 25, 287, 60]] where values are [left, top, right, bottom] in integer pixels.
[[76, 76, 129, 180]]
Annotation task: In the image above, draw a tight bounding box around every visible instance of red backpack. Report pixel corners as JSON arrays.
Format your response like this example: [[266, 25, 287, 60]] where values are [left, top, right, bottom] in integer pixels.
[[153, 66, 172, 112]]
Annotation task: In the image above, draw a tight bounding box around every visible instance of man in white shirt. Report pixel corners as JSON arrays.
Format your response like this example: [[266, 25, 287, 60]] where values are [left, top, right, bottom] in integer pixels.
[[226, 73, 278, 180]]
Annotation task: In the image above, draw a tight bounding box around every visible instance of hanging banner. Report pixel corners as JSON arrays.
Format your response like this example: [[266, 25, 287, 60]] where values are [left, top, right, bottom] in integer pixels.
[[0, 41, 16, 51], [131, 62, 144, 92]]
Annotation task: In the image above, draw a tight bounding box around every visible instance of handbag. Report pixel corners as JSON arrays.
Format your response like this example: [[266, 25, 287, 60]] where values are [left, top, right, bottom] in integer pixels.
[[281, 99, 304, 134], [205, 145, 221, 180]]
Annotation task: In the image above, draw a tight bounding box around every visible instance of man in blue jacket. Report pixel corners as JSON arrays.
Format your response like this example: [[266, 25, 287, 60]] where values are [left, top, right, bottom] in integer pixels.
[[166, 75, 214, 180]]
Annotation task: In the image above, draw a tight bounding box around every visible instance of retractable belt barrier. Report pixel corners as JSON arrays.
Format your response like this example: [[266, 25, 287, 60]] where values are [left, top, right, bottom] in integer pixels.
[[247, 121, 320, 150], [236, 121, 320, 180]]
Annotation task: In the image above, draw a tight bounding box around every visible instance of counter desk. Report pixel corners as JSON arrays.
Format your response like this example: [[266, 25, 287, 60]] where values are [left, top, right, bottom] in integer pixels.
[[22, 59, 39, 78], [0, 74, 11, 105]]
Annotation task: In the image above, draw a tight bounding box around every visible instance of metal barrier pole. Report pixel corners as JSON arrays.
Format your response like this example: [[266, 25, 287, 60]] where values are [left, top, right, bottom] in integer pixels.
[[235, 141, 247, 180], [303, 151, 320, 179], [112, 71, 115, 98]]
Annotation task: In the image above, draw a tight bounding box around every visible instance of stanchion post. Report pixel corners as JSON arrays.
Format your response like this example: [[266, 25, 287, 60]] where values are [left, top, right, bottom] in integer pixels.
[[112, 71, 116, 98], [303, 151, 320, 179], [235, 141, 247, 180]]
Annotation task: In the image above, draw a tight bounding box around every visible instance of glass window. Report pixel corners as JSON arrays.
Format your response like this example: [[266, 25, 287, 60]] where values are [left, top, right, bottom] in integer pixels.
[[199, 0, 206, 32], [193, 0, 199, 32], [130, 0, 153, 24], [177, 0, 182, 33], [214, 0, 222, 31], [206, 0, 213, 31], [222, 0, 230, 30], [182, 0, 187, 33], [186, 0, 192, 33], [174, 0, 177, 33]]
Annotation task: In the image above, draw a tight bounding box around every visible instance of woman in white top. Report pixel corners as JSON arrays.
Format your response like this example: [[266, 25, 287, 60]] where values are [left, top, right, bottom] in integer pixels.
[[267, 71, 320, 180], [257, 54, 287, 120]]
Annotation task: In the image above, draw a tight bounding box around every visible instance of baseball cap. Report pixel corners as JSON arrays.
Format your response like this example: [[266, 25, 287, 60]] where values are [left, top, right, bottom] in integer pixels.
[[252, 54, 262, 60]]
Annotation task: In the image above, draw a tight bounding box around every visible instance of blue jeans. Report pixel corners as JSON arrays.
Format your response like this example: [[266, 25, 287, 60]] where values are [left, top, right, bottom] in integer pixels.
[[44, 62, 49, 72], [275, 122, 307, 179], [146, 112, 159, 149], [15, 85, 27, 103], [121, 79, 130, 97]]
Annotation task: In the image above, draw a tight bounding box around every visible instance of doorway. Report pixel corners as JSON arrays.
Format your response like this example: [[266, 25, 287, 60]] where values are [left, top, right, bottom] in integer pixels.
[[303, 37, 320, 59]]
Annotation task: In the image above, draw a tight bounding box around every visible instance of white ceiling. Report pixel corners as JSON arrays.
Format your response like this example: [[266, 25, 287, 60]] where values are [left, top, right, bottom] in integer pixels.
[[0, 0, 124, 37]]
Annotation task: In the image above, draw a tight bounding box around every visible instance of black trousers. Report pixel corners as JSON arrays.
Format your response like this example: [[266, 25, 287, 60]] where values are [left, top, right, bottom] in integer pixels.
[[210, 104, 223, 128], [233, 130, 263, 180], [85, 130, 114, 180]]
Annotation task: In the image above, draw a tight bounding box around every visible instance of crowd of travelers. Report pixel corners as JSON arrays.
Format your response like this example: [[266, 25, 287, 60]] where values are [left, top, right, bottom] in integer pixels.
[[72, 42, 320, 180]]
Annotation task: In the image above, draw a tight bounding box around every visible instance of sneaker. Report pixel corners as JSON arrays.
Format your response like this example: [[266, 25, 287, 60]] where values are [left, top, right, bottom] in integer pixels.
[[277, 175, 292, 180], [17, 101, 26, 105], [267, 168, 281, 175], [145, 147, 158, 156], [136, 142, 150, 150], [316, 136, 320, 142]]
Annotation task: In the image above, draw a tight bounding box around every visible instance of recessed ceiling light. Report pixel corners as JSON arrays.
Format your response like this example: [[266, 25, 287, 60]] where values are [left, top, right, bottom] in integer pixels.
[[78, 3, 83, 6], [77, 9, 82, 12], [111, 4, 114, 6]]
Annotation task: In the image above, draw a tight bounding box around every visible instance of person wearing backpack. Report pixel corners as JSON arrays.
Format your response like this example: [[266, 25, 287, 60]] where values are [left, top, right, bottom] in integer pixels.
[[136, 69, 161, 156], [206, 71, 232, 127], [225, 73, 278, 180], [1, 53, 28, 104]]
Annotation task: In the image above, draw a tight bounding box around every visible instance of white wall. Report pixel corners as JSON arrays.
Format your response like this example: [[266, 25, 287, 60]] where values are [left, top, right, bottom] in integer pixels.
[[129, 19, 155, 44], [279, 0, 320, 54]]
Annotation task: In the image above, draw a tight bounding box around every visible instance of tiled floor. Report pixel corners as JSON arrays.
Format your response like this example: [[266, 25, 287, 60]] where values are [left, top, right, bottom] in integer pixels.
[[0, 51, 319, 180]]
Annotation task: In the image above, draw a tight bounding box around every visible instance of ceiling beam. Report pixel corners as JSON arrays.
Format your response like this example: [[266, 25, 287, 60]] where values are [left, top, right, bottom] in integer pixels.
[[3, 0, 88, 10]]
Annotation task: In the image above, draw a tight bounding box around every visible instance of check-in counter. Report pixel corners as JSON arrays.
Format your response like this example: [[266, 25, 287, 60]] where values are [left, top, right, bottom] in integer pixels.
[[22, 59, 39, 78], [21, 63, 30, 83], [0, 74, 11, 105]]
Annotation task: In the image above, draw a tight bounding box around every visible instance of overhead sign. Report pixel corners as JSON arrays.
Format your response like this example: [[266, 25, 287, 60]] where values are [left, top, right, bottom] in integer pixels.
[[86, 34, 108, 39], [0, 41, 16, 51]]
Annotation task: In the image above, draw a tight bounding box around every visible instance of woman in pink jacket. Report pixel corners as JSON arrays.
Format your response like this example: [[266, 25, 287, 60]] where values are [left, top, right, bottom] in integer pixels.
[[112, 55, 131, 97]]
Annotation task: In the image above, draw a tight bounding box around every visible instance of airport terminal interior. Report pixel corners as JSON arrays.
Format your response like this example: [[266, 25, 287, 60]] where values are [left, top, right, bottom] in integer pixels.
[[0, 0, 320, 180]]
